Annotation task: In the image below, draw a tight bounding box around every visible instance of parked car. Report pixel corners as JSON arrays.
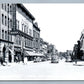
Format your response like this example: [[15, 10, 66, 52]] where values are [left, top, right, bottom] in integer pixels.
[[34, 57, 41, 63]]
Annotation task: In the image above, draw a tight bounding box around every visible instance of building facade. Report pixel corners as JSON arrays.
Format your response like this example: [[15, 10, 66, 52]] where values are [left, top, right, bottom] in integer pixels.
[[0, 3, 46, 63], [0, 3, 36, 63], [0, 3, 14, 63], [10, 4, 35, 62]]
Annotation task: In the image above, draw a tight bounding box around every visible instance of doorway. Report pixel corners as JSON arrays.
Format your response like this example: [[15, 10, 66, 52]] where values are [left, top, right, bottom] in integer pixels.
[[3, 45, 6, 62]]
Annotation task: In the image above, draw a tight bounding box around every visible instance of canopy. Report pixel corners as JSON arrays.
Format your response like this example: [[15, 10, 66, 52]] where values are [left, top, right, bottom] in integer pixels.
[[25, 51, 45, 57], [9, 48, 15, 55]]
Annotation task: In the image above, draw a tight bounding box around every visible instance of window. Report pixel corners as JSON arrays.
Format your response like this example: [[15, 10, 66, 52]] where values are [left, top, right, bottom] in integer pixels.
[[5, 31, 7, 40], [2, 14, 4, 25], [29, 29, 32, 36], [7, 4, 9, 13], [27, 27, 28, 34], [19, 36, 21, 45], [10, 19, 12, 28], [10, 5, 11, 13], [5, 16, 7, 26], [15, 35, 21, 45], [8, 18, 9, 28], [16, 20, 19, 29], [22, 24, 24, 32], [33, 30, 35, 37], [26, 26, 28, 34], [9, 35, 12, 41], [25, 38, 27, 46], [16, 36, 18, 44], [2, 4, 4, 9], [18, 21, 19, 29], [24, 25, 26, 33], [2, 30, 4, 39], [5, 4, 6, 11]]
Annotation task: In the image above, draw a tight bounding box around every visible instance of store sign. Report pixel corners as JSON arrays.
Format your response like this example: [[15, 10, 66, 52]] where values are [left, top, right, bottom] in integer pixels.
[[10, 31, 18, 35]]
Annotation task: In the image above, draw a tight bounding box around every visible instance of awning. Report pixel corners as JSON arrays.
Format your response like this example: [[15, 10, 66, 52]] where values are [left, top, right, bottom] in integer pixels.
[[14, 48, 21, 52], [25, 51, 45, 57], [9, 48, 15, 55]]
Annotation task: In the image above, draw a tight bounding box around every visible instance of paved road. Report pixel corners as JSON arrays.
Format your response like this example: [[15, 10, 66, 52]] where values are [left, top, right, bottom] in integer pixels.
[[0, 59, 84, 80]]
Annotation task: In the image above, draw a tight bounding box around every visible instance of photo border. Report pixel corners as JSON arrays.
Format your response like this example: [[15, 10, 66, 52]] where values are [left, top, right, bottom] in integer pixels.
[[0, 0, 84, 84]]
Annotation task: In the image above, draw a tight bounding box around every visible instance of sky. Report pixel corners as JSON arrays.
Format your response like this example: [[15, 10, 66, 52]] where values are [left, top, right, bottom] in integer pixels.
[[23, 3, 84, 52]]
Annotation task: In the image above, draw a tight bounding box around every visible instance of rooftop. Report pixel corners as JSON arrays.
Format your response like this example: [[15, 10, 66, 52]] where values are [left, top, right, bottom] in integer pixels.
[[17, 4, 35, 20]]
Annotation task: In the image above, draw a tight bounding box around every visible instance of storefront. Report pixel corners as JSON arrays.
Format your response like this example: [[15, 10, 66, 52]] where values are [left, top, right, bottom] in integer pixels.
[[14, 47, 22, 62], [24, 51, 45, 61], [0, 41, 14, 63]]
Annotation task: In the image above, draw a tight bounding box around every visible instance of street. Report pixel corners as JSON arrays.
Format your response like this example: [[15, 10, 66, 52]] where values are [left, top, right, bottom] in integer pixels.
[[0, 59, 84, 80]]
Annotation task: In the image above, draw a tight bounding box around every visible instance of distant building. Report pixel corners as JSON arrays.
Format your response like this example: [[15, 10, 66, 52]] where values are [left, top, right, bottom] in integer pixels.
[[42, 41, 48, 57], [47, 44, 54, 59], [79, 30, 84, 60], [39, 38, 44, 53], [33, 22, 40, 53]]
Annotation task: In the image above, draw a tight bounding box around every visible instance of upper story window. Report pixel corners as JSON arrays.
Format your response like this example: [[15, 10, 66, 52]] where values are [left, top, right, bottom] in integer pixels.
[[9, 34, 12, 42], [8, 17, 9, 28], [5, 4, 6, 11], [15, 35, 21, 45], [2, 4, 4, 9], [7, 4, 9, 13], [5, 31, 8, 40], [2, 14, 4, 25], [22, 24, 24, 32], [10, 5, 11, 12], [29, 29, 32, 36], [10, 19, 12, 28], [16, 20, 19, 30], [10, 5, 12, 15], [2, 30, 4, 39], [5, 16, 7, 26], [24, 25, 26, 33]]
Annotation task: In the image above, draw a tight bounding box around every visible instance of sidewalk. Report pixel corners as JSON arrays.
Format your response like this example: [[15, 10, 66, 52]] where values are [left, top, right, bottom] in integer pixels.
[[73, 61, 84, 66]]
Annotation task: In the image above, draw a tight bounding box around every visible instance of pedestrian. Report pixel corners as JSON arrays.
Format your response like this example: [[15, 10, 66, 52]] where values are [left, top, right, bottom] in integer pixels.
[[0, 57, 5, 66], [75, 59, 77, 64]]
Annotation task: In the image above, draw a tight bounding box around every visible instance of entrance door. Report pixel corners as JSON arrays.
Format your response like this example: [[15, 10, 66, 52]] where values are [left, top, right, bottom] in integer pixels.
[[9, 51, 12, 63], [3, 45, 6, 62]]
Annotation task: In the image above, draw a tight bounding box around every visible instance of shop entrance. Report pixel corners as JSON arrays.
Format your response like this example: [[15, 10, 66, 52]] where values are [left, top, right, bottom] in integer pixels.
[[3, 45, 6, 62], [8, 50, 12, 63]]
